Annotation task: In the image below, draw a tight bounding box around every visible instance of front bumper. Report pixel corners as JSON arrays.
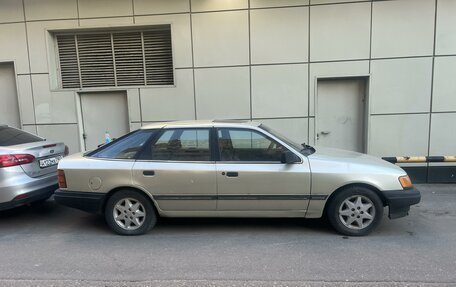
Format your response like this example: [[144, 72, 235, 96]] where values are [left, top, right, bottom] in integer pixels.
[[0, 184, 57, 211], [382, 187, 421, 219], [54, 189, 106, 214]]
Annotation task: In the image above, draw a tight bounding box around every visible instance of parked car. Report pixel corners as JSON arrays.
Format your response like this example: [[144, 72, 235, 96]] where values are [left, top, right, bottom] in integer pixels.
[[0, 125, 68, 211], [55, 120, 420, 236]]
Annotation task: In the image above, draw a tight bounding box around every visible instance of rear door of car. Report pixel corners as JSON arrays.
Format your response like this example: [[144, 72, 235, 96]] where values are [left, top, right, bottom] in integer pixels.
[[132, 127, 217, 211], [215, 127, 311, 211]]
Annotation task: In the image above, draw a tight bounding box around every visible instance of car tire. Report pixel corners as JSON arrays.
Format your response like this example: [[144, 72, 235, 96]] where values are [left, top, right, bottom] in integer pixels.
[[105, 189, 156, 235], [327, 186, 383, 236]]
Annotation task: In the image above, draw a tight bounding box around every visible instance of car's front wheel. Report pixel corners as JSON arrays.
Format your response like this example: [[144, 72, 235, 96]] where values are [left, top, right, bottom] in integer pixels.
[[105, 189, 156, 235], [327, 186, 383, 236]]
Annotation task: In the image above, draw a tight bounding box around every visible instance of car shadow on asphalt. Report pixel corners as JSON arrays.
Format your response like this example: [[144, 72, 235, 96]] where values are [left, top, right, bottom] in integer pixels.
[[0, 199, 336, 236], [155, 216, 335, 235]]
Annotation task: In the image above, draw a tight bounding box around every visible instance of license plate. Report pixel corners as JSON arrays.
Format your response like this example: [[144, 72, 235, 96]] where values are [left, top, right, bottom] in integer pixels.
[[39, 156, 63, 168]]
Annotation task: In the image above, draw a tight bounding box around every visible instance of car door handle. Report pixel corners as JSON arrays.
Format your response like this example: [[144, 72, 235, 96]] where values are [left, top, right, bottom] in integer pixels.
[[143, 170, 155, 176], [225, 172, 238, 177], [320, 131, 331, 135]]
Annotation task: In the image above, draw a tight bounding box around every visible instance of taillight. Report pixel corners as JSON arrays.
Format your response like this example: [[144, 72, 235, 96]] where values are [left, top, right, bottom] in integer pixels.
[[64, 145, 69, 156], [58, 169, 67, 188], [0, 154, 35, 168]]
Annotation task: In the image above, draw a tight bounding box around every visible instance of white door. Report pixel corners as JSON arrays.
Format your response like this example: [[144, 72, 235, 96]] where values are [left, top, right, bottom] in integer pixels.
[[0, 63, 20, 128], [316, 78, 367, 152], [80, 92, 129, 150]]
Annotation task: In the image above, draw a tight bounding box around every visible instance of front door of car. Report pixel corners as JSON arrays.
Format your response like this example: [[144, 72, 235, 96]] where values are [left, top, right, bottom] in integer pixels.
[[132, 128, 217, 211], [215, 128, 311, 211]]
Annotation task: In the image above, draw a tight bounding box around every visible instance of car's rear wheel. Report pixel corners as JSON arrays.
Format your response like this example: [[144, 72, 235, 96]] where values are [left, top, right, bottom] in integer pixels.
[[105, 189, 156, 235], [327, 186, 383, 236]]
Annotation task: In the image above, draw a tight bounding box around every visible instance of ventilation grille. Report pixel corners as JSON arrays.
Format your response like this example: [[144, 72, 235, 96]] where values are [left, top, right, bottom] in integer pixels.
[[56, 26, 173, 89], [56, 35, 80, 89]]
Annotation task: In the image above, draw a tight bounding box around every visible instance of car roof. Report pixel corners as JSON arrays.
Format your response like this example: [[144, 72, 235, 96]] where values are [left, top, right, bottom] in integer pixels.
[[140, 120, 262, 130]]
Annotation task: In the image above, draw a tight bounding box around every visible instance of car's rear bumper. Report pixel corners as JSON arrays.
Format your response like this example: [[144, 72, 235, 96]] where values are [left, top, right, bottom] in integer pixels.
[[0, 168, 58, 203], [54, 189, 106, 214], [382, 187, 421, 219], [0, 184, 57, 211]]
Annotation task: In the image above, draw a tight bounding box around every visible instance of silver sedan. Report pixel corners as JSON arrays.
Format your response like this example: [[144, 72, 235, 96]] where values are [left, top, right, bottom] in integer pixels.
[[0, 125, 67, 210], [55, 120, 420, 236]]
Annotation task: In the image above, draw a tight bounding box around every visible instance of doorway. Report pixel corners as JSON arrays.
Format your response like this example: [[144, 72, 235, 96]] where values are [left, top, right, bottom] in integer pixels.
[[0, 63, 20, 128], [79, 92, 129, 150], [316, 77, 368, 152]]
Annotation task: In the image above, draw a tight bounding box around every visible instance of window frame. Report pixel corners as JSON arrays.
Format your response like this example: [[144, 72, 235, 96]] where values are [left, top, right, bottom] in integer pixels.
[[214, 127, 302, 164], [136, 127, 216, 163]]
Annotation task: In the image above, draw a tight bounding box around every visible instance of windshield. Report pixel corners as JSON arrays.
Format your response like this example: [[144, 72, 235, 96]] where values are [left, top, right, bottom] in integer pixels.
[[259, 124, 315, 155]]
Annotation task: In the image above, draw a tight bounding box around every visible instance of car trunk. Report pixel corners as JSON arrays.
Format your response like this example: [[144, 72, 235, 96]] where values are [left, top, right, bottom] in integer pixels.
[[13, 141, 65, 178]]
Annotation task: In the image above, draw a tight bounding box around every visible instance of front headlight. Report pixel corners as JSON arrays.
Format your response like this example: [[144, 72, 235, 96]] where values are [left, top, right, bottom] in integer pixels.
[[399, 175, 412, 189]]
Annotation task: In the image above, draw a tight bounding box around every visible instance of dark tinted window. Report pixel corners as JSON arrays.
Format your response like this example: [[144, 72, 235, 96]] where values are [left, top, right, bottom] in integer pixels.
[[91, 129, 156, 159], [150, 128, 210, 161], [0, 126, 43, 146], [218, 128, 284, 162]]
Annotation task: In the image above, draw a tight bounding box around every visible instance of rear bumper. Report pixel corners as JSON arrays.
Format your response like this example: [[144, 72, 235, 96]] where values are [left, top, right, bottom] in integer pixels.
[[0, 184, 57, 211], [54, 189, 106, 214], [382, 187, 421, 219], [0, 169, 58, 203]]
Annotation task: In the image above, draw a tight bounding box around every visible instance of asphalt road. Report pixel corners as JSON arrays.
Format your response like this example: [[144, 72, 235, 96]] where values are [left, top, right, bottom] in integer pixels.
[[0, 184, 455, 287]]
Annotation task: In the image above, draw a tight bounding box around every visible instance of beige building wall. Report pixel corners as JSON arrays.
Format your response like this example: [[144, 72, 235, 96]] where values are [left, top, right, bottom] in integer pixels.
[[0, 0, 455, 163]]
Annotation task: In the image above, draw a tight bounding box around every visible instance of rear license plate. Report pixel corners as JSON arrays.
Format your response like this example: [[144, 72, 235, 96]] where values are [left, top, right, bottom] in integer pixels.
[[39, 156, 63, 168]]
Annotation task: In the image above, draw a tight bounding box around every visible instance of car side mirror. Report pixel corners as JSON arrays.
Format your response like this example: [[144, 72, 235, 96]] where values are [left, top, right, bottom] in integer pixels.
[[281, 150, 301, 164]]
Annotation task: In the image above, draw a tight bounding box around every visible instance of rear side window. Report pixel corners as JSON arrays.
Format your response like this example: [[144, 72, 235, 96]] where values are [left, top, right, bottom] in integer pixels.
[[150, 128, 211, 161], [90, 129, 157, 159], [0, 126, 43, 146]]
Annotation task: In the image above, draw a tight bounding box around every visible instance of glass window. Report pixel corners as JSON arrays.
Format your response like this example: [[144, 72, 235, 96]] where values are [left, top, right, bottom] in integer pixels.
[[90, 129, 156, 159], [0, 126, 43, 146], [218, 128, 284, 162], [151, 129, 211, 161]]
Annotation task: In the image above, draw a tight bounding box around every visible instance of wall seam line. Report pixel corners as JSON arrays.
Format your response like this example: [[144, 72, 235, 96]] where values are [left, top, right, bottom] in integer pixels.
[[21, 0, 37, 129], [427, 0, 438, 160], [189, 0, 197, 120]]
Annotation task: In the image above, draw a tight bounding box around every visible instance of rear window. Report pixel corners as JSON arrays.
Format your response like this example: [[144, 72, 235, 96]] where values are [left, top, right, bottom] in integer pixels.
[[0, 126, 43, 146], [90, 129, 157, 159]]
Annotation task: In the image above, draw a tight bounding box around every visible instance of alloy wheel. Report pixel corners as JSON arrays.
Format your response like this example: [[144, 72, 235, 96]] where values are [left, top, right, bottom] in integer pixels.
[[113, 198, 146, 231], [338, 195, 375, 230]]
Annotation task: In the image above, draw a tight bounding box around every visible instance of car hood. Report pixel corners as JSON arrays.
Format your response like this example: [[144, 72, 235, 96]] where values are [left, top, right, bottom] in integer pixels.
[[307, 146, 405, 175]]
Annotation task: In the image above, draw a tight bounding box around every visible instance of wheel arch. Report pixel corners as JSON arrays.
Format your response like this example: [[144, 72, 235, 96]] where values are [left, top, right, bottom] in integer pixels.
[[323, 183, 387, 216], [102, 186, 160, 214]]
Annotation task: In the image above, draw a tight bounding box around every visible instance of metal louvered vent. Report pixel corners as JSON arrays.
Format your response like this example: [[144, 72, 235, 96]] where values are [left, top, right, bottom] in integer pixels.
[[144, 27, 173, 85], [55, 26, 173, 89], [113, 32, 145, 86], [56, 35, 80, 88]]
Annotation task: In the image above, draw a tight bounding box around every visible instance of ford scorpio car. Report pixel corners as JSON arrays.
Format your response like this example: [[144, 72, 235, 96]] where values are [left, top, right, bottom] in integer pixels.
[[54, 120, 420, 236]]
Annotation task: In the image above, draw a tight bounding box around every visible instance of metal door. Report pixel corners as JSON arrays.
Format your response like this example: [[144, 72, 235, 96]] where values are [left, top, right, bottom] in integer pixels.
[[316, 78, 367, 152], [80, 92, 129, 150]]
